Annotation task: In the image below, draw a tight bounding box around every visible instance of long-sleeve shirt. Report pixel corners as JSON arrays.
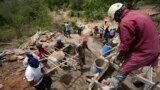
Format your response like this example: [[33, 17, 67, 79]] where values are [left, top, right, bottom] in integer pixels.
[[118, 9, 160, 73]]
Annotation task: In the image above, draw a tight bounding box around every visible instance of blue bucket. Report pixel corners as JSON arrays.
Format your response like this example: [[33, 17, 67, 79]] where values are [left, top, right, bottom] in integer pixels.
[[100, 44, 110, 56], [90, 58, 106, 74]]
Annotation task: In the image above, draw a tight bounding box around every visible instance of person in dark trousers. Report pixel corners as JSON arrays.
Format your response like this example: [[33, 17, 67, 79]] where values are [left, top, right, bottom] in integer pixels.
[[25, 56, 52, 90], [99, 25, 104, 40], [64, 22, 71, 38], [109, 28, 116, 38], [103, 26, 110, 39], [76, 36, 92, 70], [94, 26, 99, 37], [77, 24, 83, 35], [105, 3, 160, 89], [62, 22, 67, 36]]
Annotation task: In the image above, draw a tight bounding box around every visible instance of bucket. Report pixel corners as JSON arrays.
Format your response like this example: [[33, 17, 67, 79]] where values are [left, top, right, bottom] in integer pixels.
[[100, 44, 110, 56], [90, 58, 107, 74]]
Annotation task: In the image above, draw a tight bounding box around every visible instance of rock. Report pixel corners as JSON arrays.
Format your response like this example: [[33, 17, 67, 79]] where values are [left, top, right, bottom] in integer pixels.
[[17, 55, 24, 60], [17, 68, 25, 73], [48, 51, 65, 62], [7, 55, 17, 62], [0, 84, 3, 89], [101, 78, 111, 85], [13, 49, 25, 55], [40, 35, 49, 42]]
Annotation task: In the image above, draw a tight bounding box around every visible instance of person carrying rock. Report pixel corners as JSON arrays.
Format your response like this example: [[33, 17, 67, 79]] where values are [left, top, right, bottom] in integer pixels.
[[25, 58, 52, 90], [105, 3, 160, 89]]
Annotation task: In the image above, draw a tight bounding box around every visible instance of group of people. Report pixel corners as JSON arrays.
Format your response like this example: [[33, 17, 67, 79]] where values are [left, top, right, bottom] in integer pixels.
[[23, 36, 67, 90], [23, 34, 93, 90], [23, 2, 160, 90], [91, 25, 117, 39], [23, 44, 52, 90]]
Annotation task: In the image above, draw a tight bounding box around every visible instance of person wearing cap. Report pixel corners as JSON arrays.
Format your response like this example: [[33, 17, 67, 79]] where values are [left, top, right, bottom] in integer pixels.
[[23, 51, 40, 68], [36, 43, 50, 69], [54, 36, 65, 51], [25, 58, 52, 90], [76, 36, 92, 70], [105, 3, 160, 89]]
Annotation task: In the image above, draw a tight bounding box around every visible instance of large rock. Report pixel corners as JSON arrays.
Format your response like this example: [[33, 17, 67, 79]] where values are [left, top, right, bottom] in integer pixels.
[[40, 35, 49, 42], [17, 55, 24, 60], [13, 49, 25, 55], [7, 55, 17, 62], [48, 51, 65, 62]]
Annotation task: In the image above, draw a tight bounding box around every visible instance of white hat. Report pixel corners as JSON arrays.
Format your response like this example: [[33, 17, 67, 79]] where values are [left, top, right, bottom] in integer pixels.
[[108, 3, 123, 19], [56, 36, 61, 42]]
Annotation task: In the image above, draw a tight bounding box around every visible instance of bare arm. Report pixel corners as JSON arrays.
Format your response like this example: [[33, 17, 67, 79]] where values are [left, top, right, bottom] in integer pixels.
[[85, 45, 91, 52]]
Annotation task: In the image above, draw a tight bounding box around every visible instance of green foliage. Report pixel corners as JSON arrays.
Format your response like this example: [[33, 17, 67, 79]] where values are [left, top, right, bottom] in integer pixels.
[[0, 0, 160, 43], [0, 0, 51, 42]]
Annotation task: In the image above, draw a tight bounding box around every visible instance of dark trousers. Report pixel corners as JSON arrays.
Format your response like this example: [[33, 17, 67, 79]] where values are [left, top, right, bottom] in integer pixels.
[[78, 29, 82, 35], [66, 30, 71, 37], [35, 75, 52, 90], [79, 57, 85, 68], [100, 33, 103, 39], [63, 30, 67, 36]]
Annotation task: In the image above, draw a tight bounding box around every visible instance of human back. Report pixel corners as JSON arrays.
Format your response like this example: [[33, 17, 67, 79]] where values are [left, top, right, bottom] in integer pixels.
[[119, 9, 159, 54]]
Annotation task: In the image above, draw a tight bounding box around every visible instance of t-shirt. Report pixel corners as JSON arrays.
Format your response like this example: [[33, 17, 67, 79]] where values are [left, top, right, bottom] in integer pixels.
[[36, 48, 47, 57], [23, 54, 40, 68], [25, 65, 43, 86]]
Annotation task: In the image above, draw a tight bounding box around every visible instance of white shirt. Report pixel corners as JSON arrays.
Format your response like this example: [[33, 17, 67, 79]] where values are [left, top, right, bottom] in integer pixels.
[[23, 54, 40, 68], [25, 66, 43, 86]]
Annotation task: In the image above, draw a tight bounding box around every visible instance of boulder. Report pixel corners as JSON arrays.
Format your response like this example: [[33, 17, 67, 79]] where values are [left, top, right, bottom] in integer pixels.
[[7, 55, 17, 62], [40, 35, 49, 42], [48, 51, 65, 62], [13, 49, 25, 55], [17, 55, 24, 60]]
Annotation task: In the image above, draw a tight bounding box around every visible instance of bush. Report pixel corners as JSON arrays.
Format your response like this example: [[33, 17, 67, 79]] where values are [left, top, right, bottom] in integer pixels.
[[0, 0, 51, 42]]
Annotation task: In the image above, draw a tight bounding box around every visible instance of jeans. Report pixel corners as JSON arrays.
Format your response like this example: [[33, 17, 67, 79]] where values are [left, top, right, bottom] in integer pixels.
[[109, 71, 128, 89], [79, 57, 85, 69]]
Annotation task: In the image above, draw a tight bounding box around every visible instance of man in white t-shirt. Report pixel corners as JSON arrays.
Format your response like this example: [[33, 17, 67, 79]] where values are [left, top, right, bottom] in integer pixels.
[[25, 56, 52, 90]]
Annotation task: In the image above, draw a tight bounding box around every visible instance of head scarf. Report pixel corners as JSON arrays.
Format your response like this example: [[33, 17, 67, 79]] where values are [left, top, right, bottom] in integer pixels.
[[28, 57, 39, 68]]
